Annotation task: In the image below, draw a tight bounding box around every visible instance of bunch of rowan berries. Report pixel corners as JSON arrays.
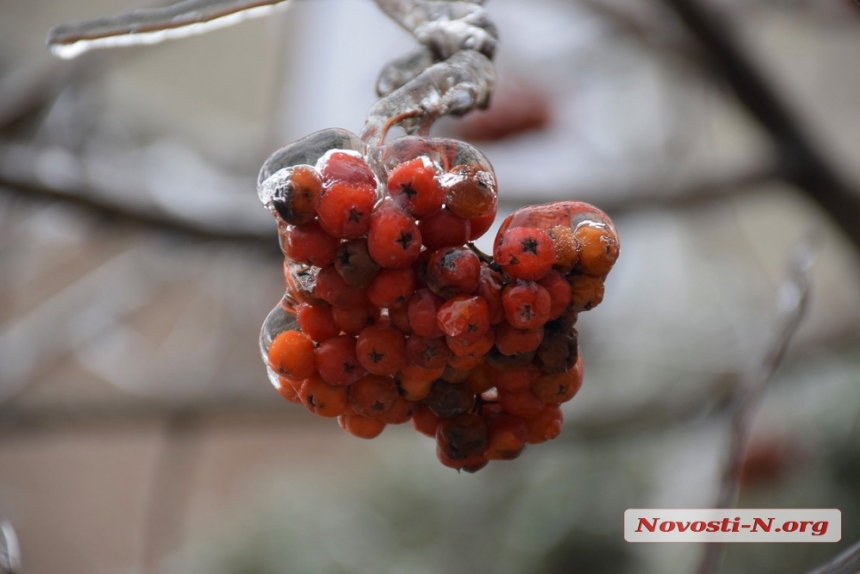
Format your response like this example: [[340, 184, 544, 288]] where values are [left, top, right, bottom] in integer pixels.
[[258, 128, 619, 472]]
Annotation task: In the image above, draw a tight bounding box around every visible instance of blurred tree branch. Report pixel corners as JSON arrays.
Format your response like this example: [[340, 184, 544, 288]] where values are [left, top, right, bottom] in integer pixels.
[[659, 0, 860, 252]]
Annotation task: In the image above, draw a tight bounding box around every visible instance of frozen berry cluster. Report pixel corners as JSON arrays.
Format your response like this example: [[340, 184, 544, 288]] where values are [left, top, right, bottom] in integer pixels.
[[258, 128, 619, 472]]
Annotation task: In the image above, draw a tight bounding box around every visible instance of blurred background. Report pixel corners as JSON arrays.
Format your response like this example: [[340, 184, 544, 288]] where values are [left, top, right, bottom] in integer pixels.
[[1, 0, 860, 572]]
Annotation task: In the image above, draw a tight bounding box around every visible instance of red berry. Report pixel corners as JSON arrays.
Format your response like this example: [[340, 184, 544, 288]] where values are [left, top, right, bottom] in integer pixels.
[[538, 269, 572, 320], [425, 247, 481, 298], [319, 150, 377, 189], [338, 408, 386, 439], [405, 335, 451, 370], [502, 281, 552, 329], [355, 325, 407, 375], [296, 303, 340, 342], [314, 335, 366, 386], [418, 209, 471, 251], [298, 374, 348, 417], [436, 295, 490, 342], [387, 157, 445, 218], [367, 202, 423, 268], [317, 182, 376, 239], [332, 302, 380, 336], [367, 267, 417, 308], [531, 355, 583, 403], [407, 288, 445, 338], [468, 204, 497, 241], [284, 221, 339, 267], [348, 374, 400, 418], [412, 404, 442, 437], [315, 266, 369, 308], [494, 323, 544, 356], [495, 226, 555, 281]]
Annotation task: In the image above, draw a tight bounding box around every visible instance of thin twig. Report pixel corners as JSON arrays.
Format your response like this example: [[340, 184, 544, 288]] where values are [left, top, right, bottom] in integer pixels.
[[696, 238, 817, 574], [47, 0, 290, 59]]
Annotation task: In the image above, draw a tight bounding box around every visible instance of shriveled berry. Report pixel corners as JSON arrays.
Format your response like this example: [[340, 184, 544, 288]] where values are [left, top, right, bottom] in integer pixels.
[[495, 226, 555, 281], [502, 281, 552, 329], [314, 335, 366, 386], [535, 328, 578, 375], [268, 330, 316, 380], [387, 157, 445, 218], [485, 346, 536, 370], [424, 379, 476, 418], [436, 413, 488, 461], [367, 202, 422, 268], [475, 266, 506, 325], [335, 239, 380, 288], [418, 209, 471, 251], [317, 182, 376, 239], [356, 325, 406, 375], [284, 221, 339, 267]]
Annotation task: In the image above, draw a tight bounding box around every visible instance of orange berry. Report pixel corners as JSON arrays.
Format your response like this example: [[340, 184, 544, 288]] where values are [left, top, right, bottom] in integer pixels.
[[314, 335, 366, 386], [574, 222, 619, 278], [485, 413, 528, 460], [338, 409, 386, 439], [275, 376, 302, 403], [356, 325, 407, 376], [412, 404, 442, 437], [524, 405, 564, 444], [569, 274, 605, 312], [268, 330, 316, 380], [378, 395, 414, 424], [531, 356, 583, 404], [494, 322, 544, 356], [396, 373, 435, 401], [298, 374, 348, 417]]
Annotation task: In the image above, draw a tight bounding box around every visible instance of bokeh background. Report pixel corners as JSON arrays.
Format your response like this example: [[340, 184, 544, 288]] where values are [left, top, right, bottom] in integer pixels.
[[1, 0, 859, 572]]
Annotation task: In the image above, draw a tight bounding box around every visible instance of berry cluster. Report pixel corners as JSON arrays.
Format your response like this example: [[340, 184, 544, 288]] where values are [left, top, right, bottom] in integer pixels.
[[258, 129, 619, 472]]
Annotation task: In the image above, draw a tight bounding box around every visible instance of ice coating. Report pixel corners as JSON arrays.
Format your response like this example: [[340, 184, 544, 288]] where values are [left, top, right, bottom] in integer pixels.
[[259, 297, 299, 384], [257, 128, 367, 189]]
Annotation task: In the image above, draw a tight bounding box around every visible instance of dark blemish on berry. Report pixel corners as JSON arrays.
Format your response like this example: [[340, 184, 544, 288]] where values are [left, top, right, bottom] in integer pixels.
[[370, 349, 384, 363], [339, 247, 354, 267], [557, 384, 567, 396], [307, 394, 316, 407], [521, 237, 539, 255], [348, 208, 362, 222], [423, 346, 439, 360], [400, 182, 418, 200], [396, 231, 413, 250], [373, 400, 385, 411], [468, 323, 479, 332], [344, 362, 356, 373], [521, 305, 535, 321]]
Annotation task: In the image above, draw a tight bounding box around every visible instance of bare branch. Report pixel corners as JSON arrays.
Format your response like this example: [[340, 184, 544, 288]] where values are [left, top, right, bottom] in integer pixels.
[[659, 0, 860, 253], [696, 237, 817, 574], [47, 0, 290, 59]]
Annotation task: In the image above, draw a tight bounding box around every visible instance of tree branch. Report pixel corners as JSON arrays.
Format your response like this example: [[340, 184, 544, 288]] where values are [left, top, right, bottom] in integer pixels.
[[659, 0, 860, 252], [696, 237, 816, 574]]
